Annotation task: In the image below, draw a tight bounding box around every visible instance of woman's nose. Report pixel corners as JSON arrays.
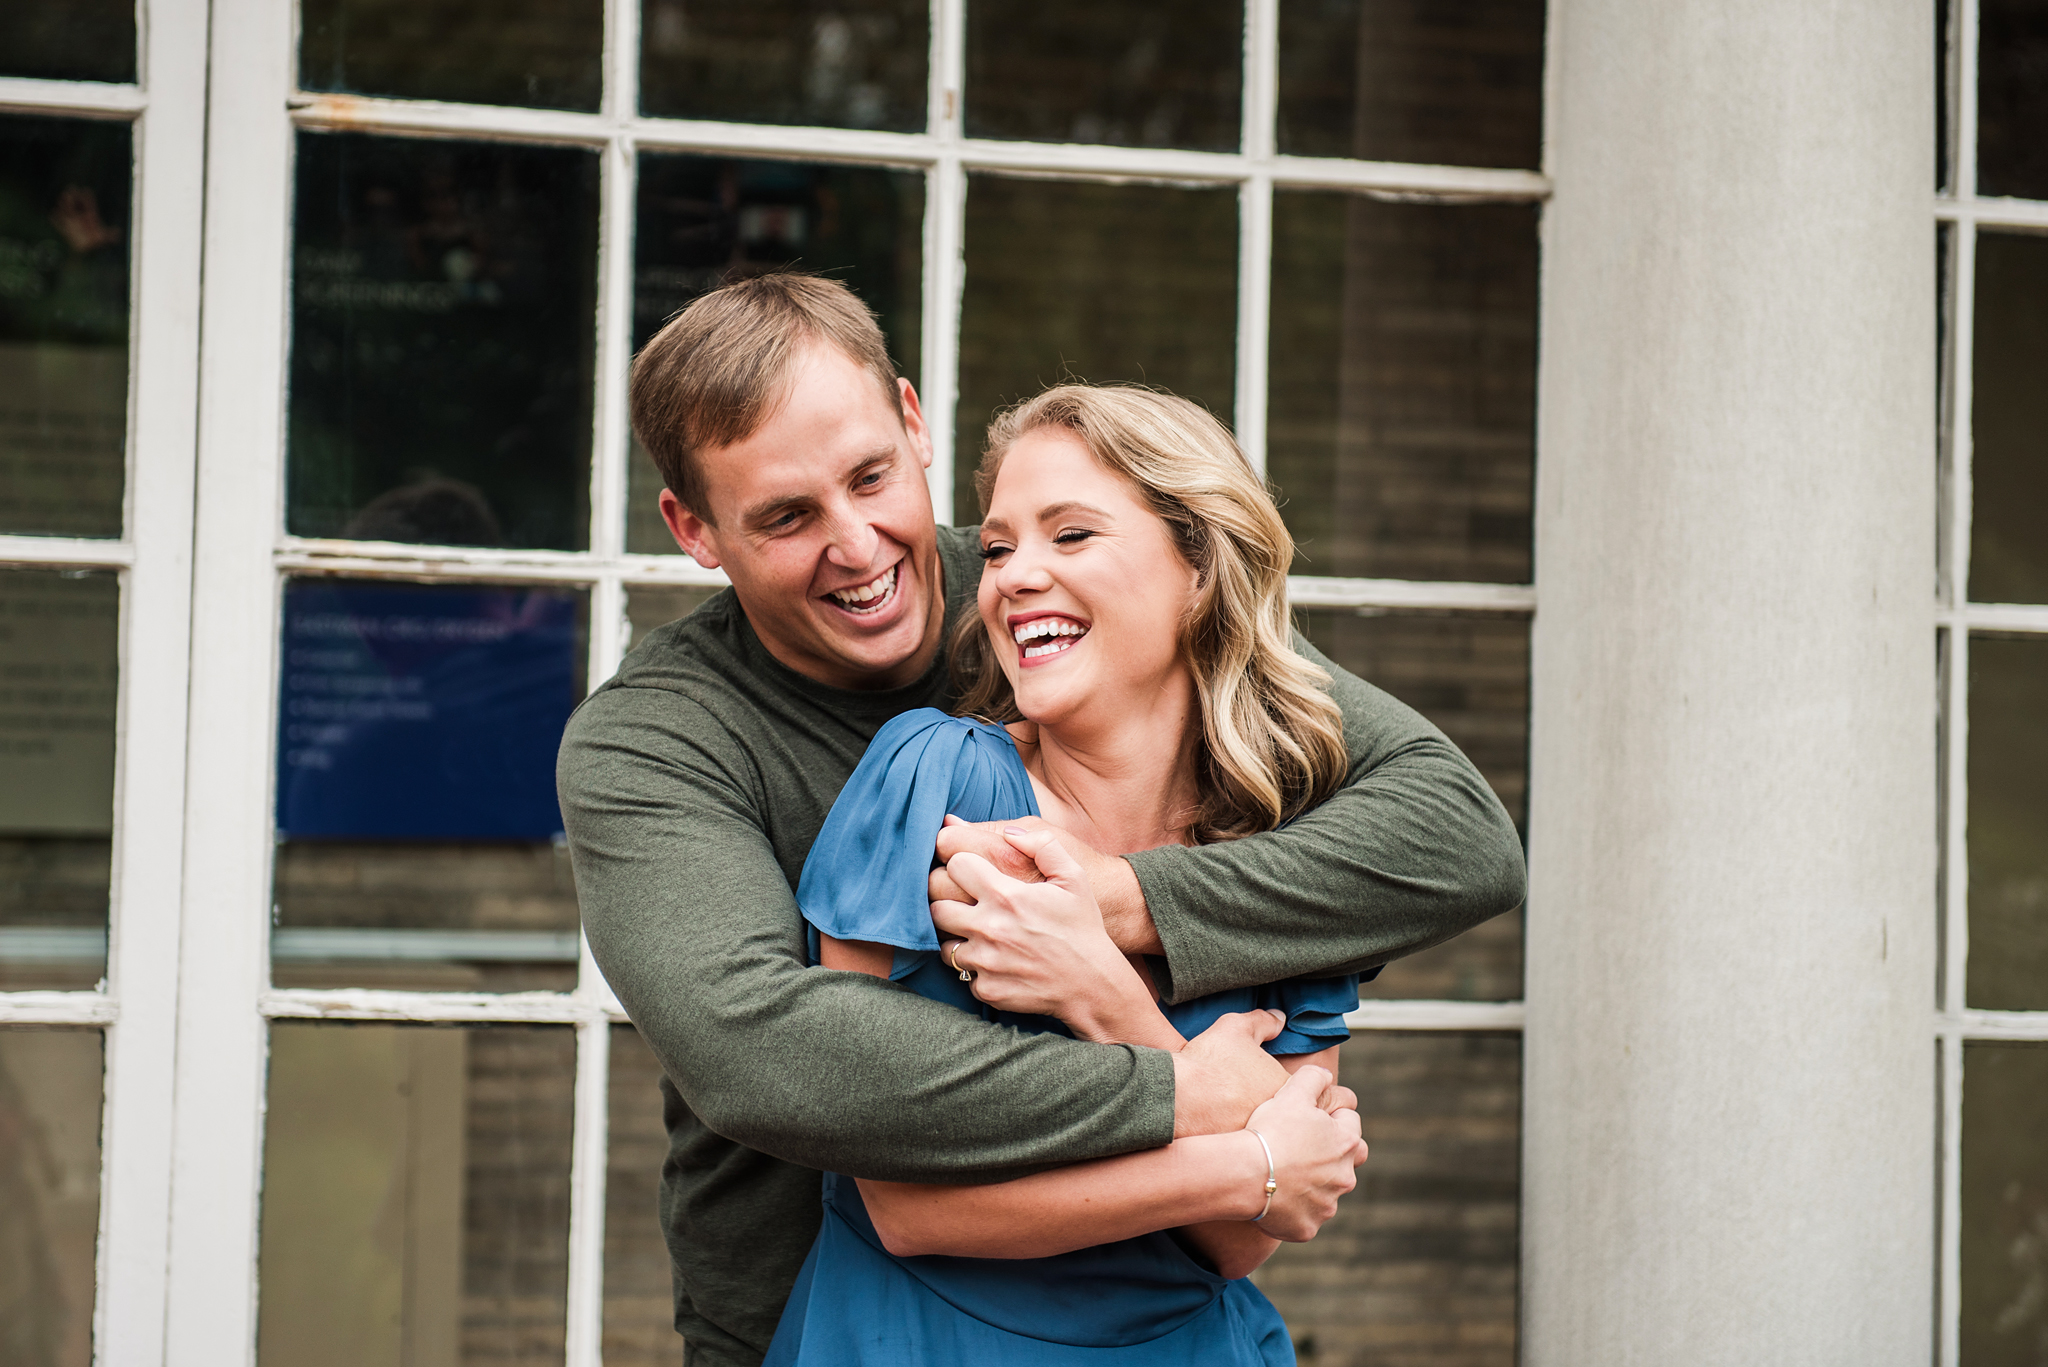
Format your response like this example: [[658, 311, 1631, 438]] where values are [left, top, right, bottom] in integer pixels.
[[994, 545, 1053, 596]]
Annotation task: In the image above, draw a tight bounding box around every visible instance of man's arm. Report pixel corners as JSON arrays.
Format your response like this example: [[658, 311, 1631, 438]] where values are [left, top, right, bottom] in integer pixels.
[[557, 685, 1280, 1184], [935, 633, 1526, 1003]]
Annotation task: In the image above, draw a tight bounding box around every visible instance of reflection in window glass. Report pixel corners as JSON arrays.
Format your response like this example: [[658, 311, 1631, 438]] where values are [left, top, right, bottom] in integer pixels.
[[271, 580, 586, 993], [1961, 1041, 2048, 1365], [1295, 609, 1527, 1001], [259, 1023, 576, 1366], [627, 155, 924, 552], [1254, 1032, 1519, 1366], [1977, 0, 2048, 200], [1269, 192, 1537, 583], [603, 1027, 676, 1364], [625, 585, 722, 652], [955, 175, 1237, 526], [1969, 231, 2048, 605], [288, 131, 599, 551], [0, 116, 130, 540], [0, 1, 134, 84], [0, 571, 116, 992], [0, 1029, 103, 1367], [1966, 634, 2048, 1012], [300, 0, 604, 111], [1277, 0, 1545, 168], [639, 0, 926, 132], [965, 0, 1242, 152]]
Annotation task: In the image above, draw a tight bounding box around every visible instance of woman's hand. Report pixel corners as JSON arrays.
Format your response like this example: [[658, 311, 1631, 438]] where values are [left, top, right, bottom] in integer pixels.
[[931, 824, 1182, 1049], [1238, 1065, 1368, 1243]]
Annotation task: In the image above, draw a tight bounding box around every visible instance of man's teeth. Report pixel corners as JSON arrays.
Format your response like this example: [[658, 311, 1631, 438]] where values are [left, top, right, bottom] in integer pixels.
[[830, 564, 897, 609], [1013, 618, 1087, 658]]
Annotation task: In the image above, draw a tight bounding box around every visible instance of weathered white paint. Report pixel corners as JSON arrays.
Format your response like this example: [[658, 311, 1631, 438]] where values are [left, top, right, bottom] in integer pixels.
[[1524, 1, 1937, 1361]]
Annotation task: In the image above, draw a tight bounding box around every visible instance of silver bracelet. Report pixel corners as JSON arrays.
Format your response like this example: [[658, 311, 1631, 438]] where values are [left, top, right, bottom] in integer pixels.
[[1245, 1127, 1279, 1222]]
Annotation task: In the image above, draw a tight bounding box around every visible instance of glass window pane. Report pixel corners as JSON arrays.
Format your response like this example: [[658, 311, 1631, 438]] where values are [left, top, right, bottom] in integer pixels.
[[1969, 231, 2048, 605], [1960, 1041, 2048, 1365], [1295, 609, 1526, 1001], [1277, 0, 1544, 168], [0, 570, 116, 992], [0, 1029, 103, 1367], [300, 0, 604, 111], [272, 580, 586, 993], [0, 2, 134, 84], [1966, 633, 2048, 1011], [258, 1023, 575, 1366], [1269, 192, 1537, 583], [1253, 1031, 1519, 1365], [625, 585, 720, 651], [1977, 0, 2048, 200], [603, 1026, 676, 1364], [288, 131, 600, 551], [639, 0, 927, 132], [0, 116, 130, 539], [955, 175, 1238, 526], [627, 155, 924, 553], [964, 0, 1243, 152]]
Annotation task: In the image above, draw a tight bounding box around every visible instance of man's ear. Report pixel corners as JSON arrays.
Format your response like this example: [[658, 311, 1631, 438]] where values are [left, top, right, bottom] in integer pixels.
[[898, 377, 934, 471], [659, 487, 721, 569]]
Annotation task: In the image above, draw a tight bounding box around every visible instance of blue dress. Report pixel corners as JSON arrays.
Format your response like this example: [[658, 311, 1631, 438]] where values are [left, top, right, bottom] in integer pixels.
[[764, 709, 1360, 1367]]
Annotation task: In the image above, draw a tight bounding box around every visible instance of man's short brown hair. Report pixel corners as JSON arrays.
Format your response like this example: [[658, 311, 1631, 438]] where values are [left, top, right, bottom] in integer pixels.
[[629, 273, 904, 524]]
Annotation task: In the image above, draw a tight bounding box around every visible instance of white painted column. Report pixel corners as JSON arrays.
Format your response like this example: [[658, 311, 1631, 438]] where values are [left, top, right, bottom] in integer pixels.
[[1524, 3, 1936, 1361]]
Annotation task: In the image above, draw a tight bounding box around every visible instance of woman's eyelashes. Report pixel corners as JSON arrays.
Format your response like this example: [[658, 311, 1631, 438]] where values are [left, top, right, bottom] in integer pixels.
[[977, 528, 1099, 562], [976, 542, 1013, 562]]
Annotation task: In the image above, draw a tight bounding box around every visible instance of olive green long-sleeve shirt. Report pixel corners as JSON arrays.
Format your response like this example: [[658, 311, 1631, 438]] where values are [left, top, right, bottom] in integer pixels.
[[556, 526, 1525, 1366]]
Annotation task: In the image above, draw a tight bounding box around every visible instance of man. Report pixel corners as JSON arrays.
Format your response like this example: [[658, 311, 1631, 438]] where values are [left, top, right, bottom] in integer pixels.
[[557, 274, 1525, 1366]]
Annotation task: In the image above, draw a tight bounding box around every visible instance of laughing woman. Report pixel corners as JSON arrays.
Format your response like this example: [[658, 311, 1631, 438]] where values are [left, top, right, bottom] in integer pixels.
[[764, 385, 1369, 1366]]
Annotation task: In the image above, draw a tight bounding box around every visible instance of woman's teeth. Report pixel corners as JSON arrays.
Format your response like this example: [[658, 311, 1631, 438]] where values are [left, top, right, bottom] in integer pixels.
[[1013, 618, 1087, 659], [830, 564, 898, 612]]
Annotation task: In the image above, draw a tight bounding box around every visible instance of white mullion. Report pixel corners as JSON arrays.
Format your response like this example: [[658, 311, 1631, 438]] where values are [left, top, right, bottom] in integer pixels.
[[261, 988, 595, 1023], [1943, 627, 1970, 1024], [1949, 1010, 2048, 1040], [588, 143, 634, 564], [0, 993, 120, 1025], [1947, 222, 1977, 615], [1957, 0, 1980, 204], [1942, 197, 2048, 229], [1286, 575, 1536, 613], [1234, 0, 1278, 469], [564, 1016, 613, 1367], [163, 0, 299, 1356], [922, 0, 968, 518], [1956, 601, 2048, 632], [1937, 1027, 1963, 1367], [0, 76, 147, 116], [0, 536, 136, 568], [1344, 1000, 1524, 1032]]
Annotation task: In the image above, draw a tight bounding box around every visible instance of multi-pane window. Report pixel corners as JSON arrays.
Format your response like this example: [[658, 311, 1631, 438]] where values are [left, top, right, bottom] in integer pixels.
[[1937, 3, 2048, 1362], [5, 0, 1545, 1360]]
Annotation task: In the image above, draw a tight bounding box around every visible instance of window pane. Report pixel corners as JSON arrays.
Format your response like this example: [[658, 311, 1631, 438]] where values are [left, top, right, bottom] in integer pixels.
[[1977, 0, 2048, 199], [288, 131, 599, 551], [0, 1028, 103, 1367], [272, 580, 585, 993], [0, 2, 134, 84], [1295, 609, 1527, 1001], [1277, 0, 1545, 168], [964, 0, 1243, 152], [625, 585, 720, 651], [955, 175, 1238, 525], [301, 0, 604, 111], [0, 570, 116, 992], [259, 1023, 576, 1366], [1253, 1031, 1519, 1365], [639, 0, 927, 132], [1966, 633, 2048, 1011], [1970, 231, 2048, 605], [1960, 1041, 2048, 1365], [1269, 193, 1537, 583], [627, 155, 923, 553], [0, 116, 130, 539], [603, 1026, 677, 1364]]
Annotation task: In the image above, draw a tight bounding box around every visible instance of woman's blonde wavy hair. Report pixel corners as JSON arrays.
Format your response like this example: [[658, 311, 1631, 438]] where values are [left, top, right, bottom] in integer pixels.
[[951, 385, 1349, 844]]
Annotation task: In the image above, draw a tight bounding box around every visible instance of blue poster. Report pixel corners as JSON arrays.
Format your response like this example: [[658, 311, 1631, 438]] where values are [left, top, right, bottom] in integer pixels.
[[276, 582, 582, 841]]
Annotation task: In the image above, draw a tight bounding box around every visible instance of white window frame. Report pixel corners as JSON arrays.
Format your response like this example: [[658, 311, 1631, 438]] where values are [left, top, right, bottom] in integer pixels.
[[0, 0, 210, 1360], [0, 0, 1556, 1363], [1934, 4, 2048, 1363]]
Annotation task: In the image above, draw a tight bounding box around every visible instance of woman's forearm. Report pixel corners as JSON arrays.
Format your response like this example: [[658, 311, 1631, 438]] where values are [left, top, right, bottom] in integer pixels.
[[856, 1129, 1270, 1260]]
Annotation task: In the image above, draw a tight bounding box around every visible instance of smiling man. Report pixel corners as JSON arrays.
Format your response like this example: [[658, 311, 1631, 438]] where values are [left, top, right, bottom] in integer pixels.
[[557, 274, 1526, 1367]]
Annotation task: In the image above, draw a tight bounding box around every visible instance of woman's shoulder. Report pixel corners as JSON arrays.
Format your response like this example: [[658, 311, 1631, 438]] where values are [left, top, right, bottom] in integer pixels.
[[866, 708, 1018, 761]]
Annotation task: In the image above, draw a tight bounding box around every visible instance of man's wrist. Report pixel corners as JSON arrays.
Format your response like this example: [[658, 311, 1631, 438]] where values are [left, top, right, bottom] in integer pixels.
[[1094, 854, 1163, 957]]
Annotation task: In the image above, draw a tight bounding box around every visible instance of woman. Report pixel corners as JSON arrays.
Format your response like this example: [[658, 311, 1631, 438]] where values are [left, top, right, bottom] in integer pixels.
[[764, 386, 1369, 1365]]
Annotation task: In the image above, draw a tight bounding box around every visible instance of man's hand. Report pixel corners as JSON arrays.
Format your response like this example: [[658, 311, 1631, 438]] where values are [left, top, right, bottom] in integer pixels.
[[1237, 1065, 1369, 1242], [1171, 1010, 1292, 1137], [931, 816, 1162, 956], [931, 828, 1176, 1048]]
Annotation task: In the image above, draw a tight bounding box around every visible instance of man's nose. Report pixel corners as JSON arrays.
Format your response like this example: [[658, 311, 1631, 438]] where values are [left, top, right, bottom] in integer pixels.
[[821, 507, 880, 569]]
